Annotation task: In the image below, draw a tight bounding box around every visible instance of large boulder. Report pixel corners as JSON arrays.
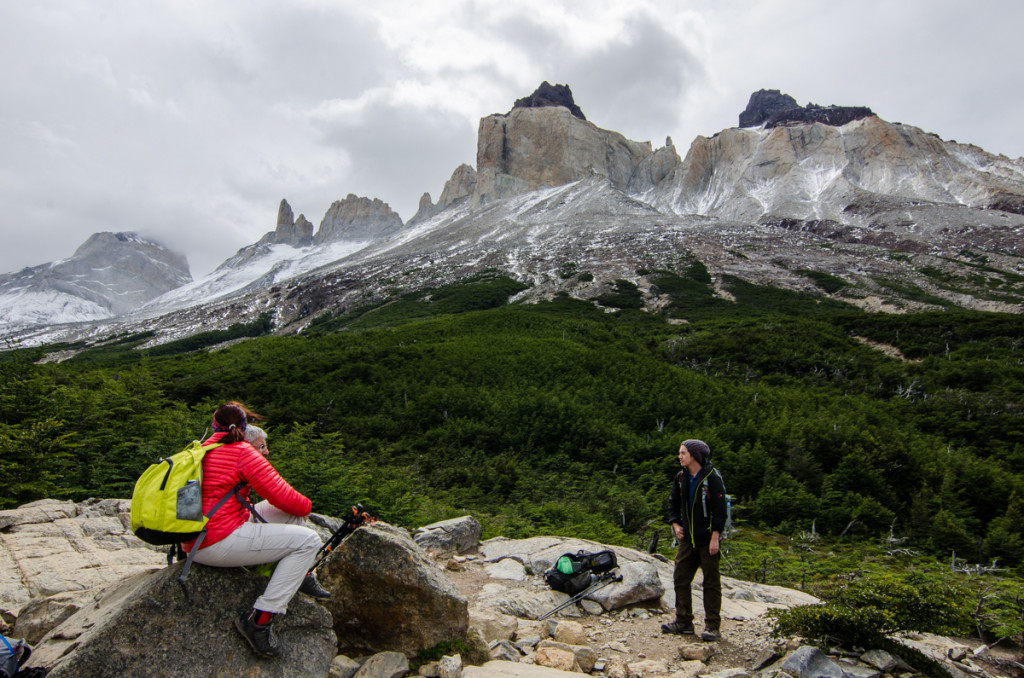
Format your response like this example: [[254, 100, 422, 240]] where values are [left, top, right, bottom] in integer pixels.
[[781, 646, 846, 678], [474, 583, 567, 621], [413, 516, 482, 556], [587, 560, 664, 611], [30, 562, 336, 678], [318, 522, 469, 658]]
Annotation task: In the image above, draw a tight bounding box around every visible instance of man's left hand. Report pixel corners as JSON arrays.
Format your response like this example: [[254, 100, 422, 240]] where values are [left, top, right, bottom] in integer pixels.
[[709, 532, 720, 556]]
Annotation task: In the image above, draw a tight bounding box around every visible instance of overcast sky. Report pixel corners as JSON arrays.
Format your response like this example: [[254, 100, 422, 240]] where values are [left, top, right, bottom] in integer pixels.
[[3, 0, 1022, 278]]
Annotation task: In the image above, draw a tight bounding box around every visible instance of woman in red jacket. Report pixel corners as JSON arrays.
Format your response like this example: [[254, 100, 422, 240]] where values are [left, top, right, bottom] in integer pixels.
[[187, 401, 325, 659]]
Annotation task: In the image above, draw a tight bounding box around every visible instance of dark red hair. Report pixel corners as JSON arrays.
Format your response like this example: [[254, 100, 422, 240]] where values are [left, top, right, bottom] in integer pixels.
[[212, 401, 265, 443]]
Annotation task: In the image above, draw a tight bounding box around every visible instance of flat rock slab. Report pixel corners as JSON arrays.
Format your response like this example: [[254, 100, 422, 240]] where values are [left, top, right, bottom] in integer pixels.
[[0, 499, 165, 619], [464, 660, 584, 677]]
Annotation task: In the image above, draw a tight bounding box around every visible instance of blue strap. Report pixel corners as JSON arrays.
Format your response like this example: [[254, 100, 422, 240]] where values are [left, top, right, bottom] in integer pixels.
[[1, 633, 18, 672]]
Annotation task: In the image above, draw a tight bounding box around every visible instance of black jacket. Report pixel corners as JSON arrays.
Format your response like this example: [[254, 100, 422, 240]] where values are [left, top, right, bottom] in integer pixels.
[[668, 461, 728, 547]]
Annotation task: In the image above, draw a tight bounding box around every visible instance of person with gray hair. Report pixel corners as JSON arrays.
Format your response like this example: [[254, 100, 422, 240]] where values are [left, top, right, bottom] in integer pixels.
[[242, 425, 326, 552], [242, 425, 322, 536], [661, 439, 728, 642], [244, 424, 271, 458]]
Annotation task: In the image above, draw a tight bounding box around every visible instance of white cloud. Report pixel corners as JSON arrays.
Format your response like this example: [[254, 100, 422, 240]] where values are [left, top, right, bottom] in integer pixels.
[[1, 0, 1022, 278]]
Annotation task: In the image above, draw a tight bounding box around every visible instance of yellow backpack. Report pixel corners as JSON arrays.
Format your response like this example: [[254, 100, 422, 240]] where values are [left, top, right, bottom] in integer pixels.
[[129, 441, 249, 598], [129, 441, 232, 545]]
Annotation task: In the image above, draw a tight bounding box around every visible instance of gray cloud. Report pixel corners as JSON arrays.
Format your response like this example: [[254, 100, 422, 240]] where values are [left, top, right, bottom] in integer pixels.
[[2, 1, 1023, 279]]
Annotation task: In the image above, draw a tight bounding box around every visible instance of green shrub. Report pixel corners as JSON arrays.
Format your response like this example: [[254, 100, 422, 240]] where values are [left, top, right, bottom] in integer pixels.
[[797, 269, 848, 294], [596, 279, 643, 309], [411, 632, 489, 670], [770, 572, 971, 647]]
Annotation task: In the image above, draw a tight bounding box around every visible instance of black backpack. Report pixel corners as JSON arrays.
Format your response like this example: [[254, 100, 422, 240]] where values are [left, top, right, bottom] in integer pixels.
[[543, 549, 618, 595]]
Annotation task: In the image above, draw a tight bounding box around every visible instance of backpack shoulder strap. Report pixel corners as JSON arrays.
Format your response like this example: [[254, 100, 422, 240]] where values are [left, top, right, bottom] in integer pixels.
[[1, 634, 22, 673], [178, 480, 255, 600]]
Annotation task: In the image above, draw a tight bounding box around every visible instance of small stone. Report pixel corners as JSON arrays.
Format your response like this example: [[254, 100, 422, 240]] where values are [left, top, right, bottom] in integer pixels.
[[628, 659, 670, 676], [534, 647, 580, 672], [553, 620, 586, 645], [438, 654, 463, 678], [679, 644, 716, 662], [417, 661, 440, 677], [669, 660, 706, 678], [329, 654, 361, 678], [748, 648, 779, 671], [861, 649, 899, 672], [488, 639, 521, 662]]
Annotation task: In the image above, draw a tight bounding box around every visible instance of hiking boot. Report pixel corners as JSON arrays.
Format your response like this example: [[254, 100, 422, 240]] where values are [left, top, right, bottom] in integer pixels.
[[661, 620, 696, 635], [700, 628, 721, 642], [234, 612, 280, 658], [298, 573, 331, 599]]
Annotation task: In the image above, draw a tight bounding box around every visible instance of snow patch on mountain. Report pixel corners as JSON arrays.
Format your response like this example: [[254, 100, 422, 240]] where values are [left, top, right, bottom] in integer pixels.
[[140, 239, 372, 315], [0, 289, 109, 330]]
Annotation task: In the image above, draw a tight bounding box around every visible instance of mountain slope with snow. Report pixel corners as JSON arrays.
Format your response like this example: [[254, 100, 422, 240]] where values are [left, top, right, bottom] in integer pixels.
[[5, 87, 1024, 351], [0, 232, 191, 333]]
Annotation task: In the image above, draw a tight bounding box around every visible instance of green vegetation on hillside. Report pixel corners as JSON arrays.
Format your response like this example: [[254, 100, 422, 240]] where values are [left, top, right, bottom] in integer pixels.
[[2, 269, 1023, 641]]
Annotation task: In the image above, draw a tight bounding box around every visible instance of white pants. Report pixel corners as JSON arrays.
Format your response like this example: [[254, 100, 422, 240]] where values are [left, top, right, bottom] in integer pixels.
[[192, 500, 322, 614]]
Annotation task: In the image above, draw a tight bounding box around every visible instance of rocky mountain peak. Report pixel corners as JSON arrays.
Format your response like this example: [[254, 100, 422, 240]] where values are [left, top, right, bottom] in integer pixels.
[[512, 81, 586, 120], [474, 89, 650, 206], [739, 88, 874, 128], [271, 199, 314, 247], [314, 193, 404, 244], [0, 231, 192, 331], [277, 198, 294, 228]]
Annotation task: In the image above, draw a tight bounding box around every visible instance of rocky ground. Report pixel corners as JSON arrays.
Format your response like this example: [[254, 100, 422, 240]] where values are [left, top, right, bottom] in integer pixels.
[[438, 546, 1022, 678], [442, 548, 782, 674]]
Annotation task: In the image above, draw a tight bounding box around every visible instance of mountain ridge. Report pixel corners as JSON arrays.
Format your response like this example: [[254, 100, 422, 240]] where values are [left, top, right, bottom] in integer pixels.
[[5, 86, 1024, 349], [0, 232, 191, 333]]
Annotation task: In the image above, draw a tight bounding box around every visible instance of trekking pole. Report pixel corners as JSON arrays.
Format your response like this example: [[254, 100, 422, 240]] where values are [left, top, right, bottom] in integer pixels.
[[537, 571, 623, 621], [309, 504, 376, 572]]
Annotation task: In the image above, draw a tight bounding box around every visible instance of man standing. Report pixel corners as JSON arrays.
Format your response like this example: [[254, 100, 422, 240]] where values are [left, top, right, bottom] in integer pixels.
[[661, 439, 728, 642]]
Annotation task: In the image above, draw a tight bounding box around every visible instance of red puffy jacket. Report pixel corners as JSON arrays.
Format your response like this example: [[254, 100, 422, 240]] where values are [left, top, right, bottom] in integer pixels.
[[184, 432, 312, 551]]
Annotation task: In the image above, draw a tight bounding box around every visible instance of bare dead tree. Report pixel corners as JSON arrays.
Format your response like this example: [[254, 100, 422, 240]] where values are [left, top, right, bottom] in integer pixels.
[[883, 520, 918, 557], [794, 519, 820, 551], [951, 552, 1009, 575], [837, 569, 869, 581]]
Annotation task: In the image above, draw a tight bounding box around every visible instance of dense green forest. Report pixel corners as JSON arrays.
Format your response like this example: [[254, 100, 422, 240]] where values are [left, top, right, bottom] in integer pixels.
[[2, 267, 1023, 581]]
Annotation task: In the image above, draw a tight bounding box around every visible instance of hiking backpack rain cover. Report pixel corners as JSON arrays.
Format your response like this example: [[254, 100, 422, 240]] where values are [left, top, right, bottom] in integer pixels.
[[130, 441, 226, 545]]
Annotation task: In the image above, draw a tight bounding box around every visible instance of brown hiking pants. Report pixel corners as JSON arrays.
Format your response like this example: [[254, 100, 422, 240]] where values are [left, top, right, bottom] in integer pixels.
[[673, 540, 721, 630]]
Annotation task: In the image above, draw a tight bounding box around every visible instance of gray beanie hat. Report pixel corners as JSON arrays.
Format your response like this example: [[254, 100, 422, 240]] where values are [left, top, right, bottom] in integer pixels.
[[682, 439, 711, 465]]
